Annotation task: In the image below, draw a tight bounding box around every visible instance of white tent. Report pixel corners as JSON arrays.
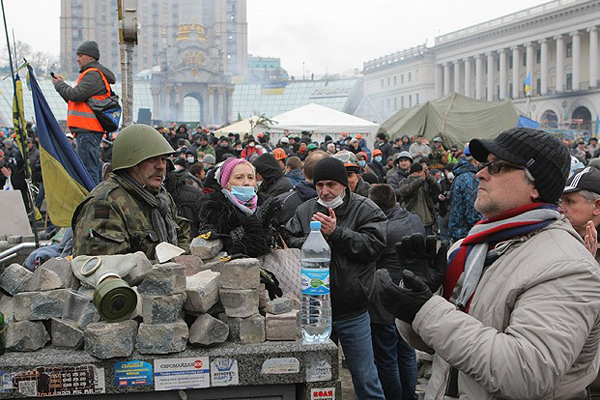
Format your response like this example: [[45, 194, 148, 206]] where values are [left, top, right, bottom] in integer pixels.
[[215, 116, 261, 135], [263, 103, 380, 147]]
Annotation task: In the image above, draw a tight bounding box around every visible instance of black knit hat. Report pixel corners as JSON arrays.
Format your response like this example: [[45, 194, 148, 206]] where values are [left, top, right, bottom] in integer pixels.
[[470, 128, 570, 203], [409, 162, 423, 175], [313, 157, 348, 186], [76, 40, 100, 60]]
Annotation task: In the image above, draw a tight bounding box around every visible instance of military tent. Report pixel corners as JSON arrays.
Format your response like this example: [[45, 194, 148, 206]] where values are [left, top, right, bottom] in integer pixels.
[[382, 93, 523, 148]]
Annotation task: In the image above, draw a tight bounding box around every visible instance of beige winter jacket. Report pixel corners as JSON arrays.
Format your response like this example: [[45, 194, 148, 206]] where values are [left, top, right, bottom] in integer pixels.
[[406, 219, 600, 399]]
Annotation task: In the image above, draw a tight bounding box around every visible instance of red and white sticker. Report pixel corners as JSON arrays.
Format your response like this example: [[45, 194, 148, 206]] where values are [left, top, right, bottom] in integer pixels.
[[310, 387, 335, 400]]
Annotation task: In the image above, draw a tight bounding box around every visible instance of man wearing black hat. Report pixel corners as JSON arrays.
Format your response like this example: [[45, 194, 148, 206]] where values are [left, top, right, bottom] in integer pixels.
[[52, 40, 116, 185], [284, 157, 388, 400], [376, 127, 600, 399]]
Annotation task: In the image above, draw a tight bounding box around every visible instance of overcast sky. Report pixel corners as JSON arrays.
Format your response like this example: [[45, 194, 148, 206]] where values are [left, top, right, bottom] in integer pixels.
[[3, 0, 551, 76]]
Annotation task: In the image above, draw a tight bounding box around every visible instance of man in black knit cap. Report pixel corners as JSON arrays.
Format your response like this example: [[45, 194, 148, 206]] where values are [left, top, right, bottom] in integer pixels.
[[284, 157, 388, 400], [376, 127, 600, 399]]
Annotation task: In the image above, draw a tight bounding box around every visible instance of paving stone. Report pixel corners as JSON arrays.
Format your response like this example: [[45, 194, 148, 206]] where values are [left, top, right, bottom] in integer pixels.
[[202, 251, 228, 265], [190, 237, 223, 260], [51, 318, 84, 349], [214, 258, 260, 290], [141, 293, 186, 324], [219, 313, 265, 344], [0, 295, 14, 322], [14, 289, 68, 321], [123, 252, 154, 286], [258, 284, 267, 309], [79, 301, 101, 330], [266, 310, 300, 341], [39, 258, 79, 289], [0, 263, 32, 295], [265, 297, 295, 315], [135, 320, 188, 354], [184, 270, 220, 313], [6, 321, 50, 351], [138, 263, 186, 295], [84, 320, 138, 359], [27, 268, 63, 292], [172, 255, 204, 276], [188, 313, 229, 347], [6, 235, 22, 244], [220, 288, 259, 318]]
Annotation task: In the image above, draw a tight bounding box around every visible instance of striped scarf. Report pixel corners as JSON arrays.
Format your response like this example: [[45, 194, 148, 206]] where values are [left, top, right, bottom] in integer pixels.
[[443, 203, 560, 311]]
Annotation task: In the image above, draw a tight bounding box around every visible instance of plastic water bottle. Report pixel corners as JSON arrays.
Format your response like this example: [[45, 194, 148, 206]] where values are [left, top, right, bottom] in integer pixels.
[[301, 221, 332, 343]]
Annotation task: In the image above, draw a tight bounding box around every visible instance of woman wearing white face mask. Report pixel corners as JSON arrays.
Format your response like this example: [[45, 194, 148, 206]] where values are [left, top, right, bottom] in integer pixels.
[[196, 157, 282, 259]]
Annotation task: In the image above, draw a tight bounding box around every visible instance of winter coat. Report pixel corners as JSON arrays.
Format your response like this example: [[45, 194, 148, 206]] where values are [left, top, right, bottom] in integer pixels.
[[402, 219, 600, 400], [164, 170, 204, 237], [253, 153, 293, 198], [387, 168, 409, 200], [370, 205, 425, 325], [353, 177, 371, 197], [448, 159, 481, 240], [409, 142, 431, 162], [285, 168, 304, 188], [368, 160, 386, 183], [197, 190, 274, 258], [277, 180, 317, 223], [215, 145, 234, 163], [284, 190, 387, 322], [241, 146, 262, 160], [53, 61, 116, 135], [398, 174, 440, 226], [359, 138, 372, 161], [375, 140, 393, 161]]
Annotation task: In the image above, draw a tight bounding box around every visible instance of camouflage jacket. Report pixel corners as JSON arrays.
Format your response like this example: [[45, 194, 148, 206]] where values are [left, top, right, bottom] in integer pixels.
[[72, 173, 190, 259]]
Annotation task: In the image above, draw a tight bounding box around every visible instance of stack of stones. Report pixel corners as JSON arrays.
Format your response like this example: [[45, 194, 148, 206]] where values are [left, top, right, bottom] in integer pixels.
[[0, 236, 300, 360]]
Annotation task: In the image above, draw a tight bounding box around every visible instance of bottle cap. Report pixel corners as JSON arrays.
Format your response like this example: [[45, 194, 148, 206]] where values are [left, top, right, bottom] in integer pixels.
[[310, 221, 321, 230]]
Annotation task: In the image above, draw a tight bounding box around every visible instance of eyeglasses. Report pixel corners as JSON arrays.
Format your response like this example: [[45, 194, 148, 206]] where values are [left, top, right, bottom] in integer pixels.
[[478, 160, 526, 175]]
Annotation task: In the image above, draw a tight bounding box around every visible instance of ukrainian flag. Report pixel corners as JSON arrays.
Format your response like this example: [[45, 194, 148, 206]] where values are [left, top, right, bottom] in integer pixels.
[[261, 81, 287, 95], [27, 65, 95, 227], [523, 72, 532, 96]]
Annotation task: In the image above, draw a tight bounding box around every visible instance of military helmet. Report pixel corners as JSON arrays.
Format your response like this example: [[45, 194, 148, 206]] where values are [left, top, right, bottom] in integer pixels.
[[334, 150, 360, 169], [112, 124, 175, 171]]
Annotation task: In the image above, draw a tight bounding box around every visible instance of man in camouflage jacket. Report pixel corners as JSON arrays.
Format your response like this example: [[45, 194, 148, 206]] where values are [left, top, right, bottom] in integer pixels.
[[72, 124, 190, 259]]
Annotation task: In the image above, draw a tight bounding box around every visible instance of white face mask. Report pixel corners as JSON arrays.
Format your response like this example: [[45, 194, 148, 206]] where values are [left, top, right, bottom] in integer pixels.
[[446, 172, 454, 181], [317, 190, 345, 209], [186, 157, 195, 164]]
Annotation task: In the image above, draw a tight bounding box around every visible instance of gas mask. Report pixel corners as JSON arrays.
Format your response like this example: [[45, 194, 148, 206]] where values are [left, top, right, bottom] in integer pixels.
[[72, 254, 139, 322]]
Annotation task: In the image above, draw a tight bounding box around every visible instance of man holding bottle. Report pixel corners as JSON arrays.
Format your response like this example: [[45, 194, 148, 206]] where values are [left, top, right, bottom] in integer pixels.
[[284, 157, 388, 400]]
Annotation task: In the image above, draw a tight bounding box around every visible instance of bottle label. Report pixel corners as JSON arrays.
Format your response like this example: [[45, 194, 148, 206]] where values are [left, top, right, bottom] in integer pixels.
[[301, 268, 330, 295]]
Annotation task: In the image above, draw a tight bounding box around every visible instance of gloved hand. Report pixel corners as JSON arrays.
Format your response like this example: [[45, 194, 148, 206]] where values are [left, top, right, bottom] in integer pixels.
[[375, 269, 432, 323], [260, 267, 283, 300], [395, 234, 448, 292], [255, 197, 282, 227]]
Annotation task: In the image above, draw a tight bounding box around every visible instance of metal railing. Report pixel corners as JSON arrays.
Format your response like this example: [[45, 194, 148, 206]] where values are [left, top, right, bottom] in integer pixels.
[[363, 44, 430, 71]]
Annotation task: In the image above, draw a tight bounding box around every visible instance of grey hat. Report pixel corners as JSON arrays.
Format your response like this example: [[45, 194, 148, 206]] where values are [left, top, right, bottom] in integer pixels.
[[395, 151, 413, 163], [203, 154, 216, 164], [76, 41, 100, 60]]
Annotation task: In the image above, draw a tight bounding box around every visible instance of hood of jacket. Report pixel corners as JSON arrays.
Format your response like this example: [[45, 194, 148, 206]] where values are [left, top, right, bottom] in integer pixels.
[[295, 180, 317, 201], [253, 153, 283, 183], [82, 61, 116, 84]]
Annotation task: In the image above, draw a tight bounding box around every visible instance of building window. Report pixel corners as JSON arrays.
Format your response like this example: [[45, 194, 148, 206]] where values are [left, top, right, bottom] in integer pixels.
[[509, 55, 513, 69], [394, 76, 397, 85], [401, 96, 405, 108], [509, 83, 513, 98], [401, 74, 404, 84], [566, 73, 572, 90], [387, 77, 391, 87], [416, 93, 420, 104], [387, 98, 391, 110], [523, 56, 526, 67], [380, 79, 384, 89], [536, 49, 541, 64], [394, 97, 398, 110], [408, 72, 412, 82], [536, 78, 541, 95], [566, 43, 572, 58], [409, 95, 412, 108]]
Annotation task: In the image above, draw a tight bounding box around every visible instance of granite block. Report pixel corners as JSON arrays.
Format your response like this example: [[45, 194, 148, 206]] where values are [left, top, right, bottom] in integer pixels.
[[51, 318, 84, 349], [265, 297, 295, 315], [123, 251, 153, 286], [0, 295, 14, 323], [220, 288, 259, 318], [172, 255, 204, 276], [137, 263, 186, 295], [215, 258, 260, 290], [0, 264, 32, 295], [266, 310, 300, 341], [6, 321, 50, 351], [184, 270, 220, 313], [219, 313, 265, 344], [39, 257, 79, 289], [188, 313, 229, 347], [84, 320, 138, 359], [27, 268, 63, 291], [135, 320, 188, 354], [190, 236, 223, 260], [141, 293, 186, 324], [14, 289, 68, 321]]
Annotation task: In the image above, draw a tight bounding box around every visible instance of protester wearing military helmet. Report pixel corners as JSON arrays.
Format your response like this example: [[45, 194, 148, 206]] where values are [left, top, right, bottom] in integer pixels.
[[72, 124, 190, 259]]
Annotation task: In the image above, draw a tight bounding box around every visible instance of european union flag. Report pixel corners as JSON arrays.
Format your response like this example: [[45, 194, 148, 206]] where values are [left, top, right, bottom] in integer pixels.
[[27, 65, 95, 227], [523, 72, 532, 96]]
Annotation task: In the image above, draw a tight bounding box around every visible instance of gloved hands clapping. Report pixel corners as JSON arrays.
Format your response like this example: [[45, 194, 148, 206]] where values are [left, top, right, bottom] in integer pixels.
[[395, 234, 448, 292], [255, 197, 282, 227], [374, 269, 432, 323]]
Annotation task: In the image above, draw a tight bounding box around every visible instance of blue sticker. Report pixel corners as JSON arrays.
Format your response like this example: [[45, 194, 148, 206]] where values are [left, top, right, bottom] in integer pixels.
[[301, 268, 330, 295], [114, 361, 153, 387]]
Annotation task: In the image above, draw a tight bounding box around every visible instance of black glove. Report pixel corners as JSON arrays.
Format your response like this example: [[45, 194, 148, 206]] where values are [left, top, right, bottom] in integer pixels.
[[375, 269, 432, 323], [260, 268, 283, 300], [395, 234, 448, 292], [255, 197, 282, 227]]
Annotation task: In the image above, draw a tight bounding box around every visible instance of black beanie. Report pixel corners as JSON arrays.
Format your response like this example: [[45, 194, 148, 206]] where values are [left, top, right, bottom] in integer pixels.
[[77, 40, 100, 60], [409, 163, 423, 175], [313, 157, 348, 186], [470, 128, 570, 203]]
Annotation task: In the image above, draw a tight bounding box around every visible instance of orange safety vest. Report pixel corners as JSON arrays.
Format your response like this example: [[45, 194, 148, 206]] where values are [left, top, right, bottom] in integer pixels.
[[67, 67, 111, 132]]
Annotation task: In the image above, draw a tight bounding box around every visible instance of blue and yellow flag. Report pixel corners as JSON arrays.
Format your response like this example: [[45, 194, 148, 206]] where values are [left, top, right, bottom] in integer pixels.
[[523, 72, 532, 96], [261, 81, 287, 95], [27, 65, 95, 227]]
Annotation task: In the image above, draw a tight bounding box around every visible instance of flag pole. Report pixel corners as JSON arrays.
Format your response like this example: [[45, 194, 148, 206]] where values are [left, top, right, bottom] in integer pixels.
[[1, 0, 39, 248]]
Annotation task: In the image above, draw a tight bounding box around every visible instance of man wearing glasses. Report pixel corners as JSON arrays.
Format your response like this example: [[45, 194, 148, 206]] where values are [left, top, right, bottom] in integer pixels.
[[376, 128, 600, 399]]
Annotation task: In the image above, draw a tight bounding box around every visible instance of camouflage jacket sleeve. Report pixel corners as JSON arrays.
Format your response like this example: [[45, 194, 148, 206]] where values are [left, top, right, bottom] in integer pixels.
[[72, 197, 132, 257]]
